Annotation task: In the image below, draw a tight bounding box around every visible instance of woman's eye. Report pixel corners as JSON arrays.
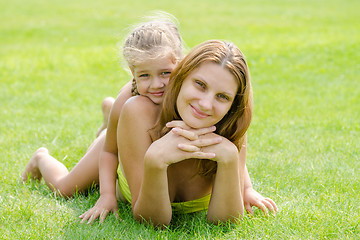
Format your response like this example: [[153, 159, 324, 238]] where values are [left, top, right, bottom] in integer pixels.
[[217, 93, 230, 101], [195, 80, 206, 89]]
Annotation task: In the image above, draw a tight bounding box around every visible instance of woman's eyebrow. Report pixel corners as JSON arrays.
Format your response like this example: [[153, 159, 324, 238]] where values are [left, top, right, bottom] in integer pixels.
[[223, 90, 236, 96], [194, 75, 235, 97], [192, 74, 207, 82]]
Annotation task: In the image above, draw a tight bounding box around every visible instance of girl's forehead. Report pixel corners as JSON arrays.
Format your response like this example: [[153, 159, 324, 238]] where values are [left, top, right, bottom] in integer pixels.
[[132, 55, 177, 71], [136, 55, 176, 66]]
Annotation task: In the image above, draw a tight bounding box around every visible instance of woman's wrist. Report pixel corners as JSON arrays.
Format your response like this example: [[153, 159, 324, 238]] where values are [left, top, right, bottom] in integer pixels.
[[144, 151, 168, 171], [214, 141, 239, 166], [216, 155, 239, 168]]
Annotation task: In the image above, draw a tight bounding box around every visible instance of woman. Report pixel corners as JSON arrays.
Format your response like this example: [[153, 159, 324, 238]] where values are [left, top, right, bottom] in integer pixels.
[[115, 40, 277, 226]]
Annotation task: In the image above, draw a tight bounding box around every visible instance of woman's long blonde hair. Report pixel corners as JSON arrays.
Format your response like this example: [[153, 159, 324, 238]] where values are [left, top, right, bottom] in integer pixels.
[[151, 40, 253, 177]]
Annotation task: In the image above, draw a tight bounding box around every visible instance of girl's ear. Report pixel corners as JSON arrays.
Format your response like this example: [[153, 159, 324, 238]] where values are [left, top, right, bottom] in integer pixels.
[[129, 66, 135, 77]]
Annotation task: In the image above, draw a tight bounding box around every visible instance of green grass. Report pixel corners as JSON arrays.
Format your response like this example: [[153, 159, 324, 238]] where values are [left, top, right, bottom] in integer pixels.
[[1, 0, 359, 238]]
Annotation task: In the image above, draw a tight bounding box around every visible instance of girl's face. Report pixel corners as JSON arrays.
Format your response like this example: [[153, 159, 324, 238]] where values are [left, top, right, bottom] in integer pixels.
[[131, 55, 176, 104], [176, 62, 238, 129]]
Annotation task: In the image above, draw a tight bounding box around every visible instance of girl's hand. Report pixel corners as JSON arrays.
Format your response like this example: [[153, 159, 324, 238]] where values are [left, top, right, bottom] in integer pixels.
[[243, 187, 278, 216], [79, 194, 119, 224]]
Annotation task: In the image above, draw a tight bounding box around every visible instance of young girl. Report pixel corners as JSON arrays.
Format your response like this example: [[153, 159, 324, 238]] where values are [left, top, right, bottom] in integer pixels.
[[21, 12, 184, 210], [86, 40, 278, 226]]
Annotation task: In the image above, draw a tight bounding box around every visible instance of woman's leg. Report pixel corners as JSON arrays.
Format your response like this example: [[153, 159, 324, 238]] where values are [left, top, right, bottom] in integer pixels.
[[22, 133, 106, 197]]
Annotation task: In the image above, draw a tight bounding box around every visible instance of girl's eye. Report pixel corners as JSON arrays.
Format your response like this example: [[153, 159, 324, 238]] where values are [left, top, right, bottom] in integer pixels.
[[139, 74, 149, 78], [161, 71, 171, 76], [217, 93, 230, 101], [195, 80, 206, 89]]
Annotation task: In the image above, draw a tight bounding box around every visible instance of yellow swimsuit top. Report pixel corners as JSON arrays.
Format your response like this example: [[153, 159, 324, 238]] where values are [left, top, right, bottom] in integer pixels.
[[117, 168, 210, 213]]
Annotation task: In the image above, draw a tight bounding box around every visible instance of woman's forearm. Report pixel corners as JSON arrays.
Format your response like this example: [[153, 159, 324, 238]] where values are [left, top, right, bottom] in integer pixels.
[[207, 154, 244, 223], [133, 155, 172, 226]]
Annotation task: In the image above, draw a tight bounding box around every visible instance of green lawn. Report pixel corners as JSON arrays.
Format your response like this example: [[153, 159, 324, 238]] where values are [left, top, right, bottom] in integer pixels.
[[1, 0, 359, 239]]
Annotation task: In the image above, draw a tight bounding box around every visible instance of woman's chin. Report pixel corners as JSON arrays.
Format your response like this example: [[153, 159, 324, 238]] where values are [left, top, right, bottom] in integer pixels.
[[183, 121, 212, 129]]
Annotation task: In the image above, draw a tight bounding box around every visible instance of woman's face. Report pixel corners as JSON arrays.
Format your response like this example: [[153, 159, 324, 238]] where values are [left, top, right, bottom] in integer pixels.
[[176, 62, 238, 129]]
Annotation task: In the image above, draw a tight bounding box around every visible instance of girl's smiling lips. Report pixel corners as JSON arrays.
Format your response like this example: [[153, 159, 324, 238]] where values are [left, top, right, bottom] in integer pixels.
[[190, 105, 209, 118], [150, 91, 164, 97]]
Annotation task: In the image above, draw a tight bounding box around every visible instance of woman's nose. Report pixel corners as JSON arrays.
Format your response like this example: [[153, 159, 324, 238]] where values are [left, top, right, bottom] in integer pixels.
[[198, 94, 213, 111]]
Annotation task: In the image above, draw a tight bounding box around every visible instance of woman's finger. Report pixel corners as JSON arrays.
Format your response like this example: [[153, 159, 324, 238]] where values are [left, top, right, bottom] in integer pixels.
[[192, 136, 222, 147], [191, 126, 216, 136], [178, 143, 200, 152], [172, 128, 198, 141], [166, 121, 189, 129], [191, 151, 216, 159], [168, 121, 216, 137], [172, 126, 217, 141], [178, 136, 221, 152]]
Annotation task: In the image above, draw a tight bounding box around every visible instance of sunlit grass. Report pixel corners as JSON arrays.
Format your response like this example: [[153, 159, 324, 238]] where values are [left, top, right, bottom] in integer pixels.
[[1, 0, 359, 238]]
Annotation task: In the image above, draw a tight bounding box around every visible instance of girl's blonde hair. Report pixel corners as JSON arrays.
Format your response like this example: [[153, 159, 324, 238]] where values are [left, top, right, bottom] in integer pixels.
[[121, 11, 185, 95], [151, 40, 253, 177], [121, 11, 184, 67]]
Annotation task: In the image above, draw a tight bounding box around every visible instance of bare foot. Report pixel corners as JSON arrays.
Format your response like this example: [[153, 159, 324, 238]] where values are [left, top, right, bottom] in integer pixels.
[[96, 97, 115, 137], [21, 147, 49, 182]]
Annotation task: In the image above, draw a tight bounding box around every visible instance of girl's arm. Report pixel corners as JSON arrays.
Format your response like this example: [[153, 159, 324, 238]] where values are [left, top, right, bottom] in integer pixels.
[[80, 81, 133, 224], [241, 135, 278, 215]]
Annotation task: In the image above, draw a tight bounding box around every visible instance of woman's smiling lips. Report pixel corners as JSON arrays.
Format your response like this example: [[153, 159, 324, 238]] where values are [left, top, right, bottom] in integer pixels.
[[190, 105, 209, 118]]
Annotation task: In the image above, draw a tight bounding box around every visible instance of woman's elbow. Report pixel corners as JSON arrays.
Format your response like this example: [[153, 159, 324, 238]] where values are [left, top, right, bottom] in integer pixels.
[[207, 209, 244, 224], [132, 208, 171, 227], [133, 213, 171, 228]]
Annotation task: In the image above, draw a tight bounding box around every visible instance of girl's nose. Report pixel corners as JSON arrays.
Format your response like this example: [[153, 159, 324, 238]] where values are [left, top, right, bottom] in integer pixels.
[[150, 76, 165, 89]]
